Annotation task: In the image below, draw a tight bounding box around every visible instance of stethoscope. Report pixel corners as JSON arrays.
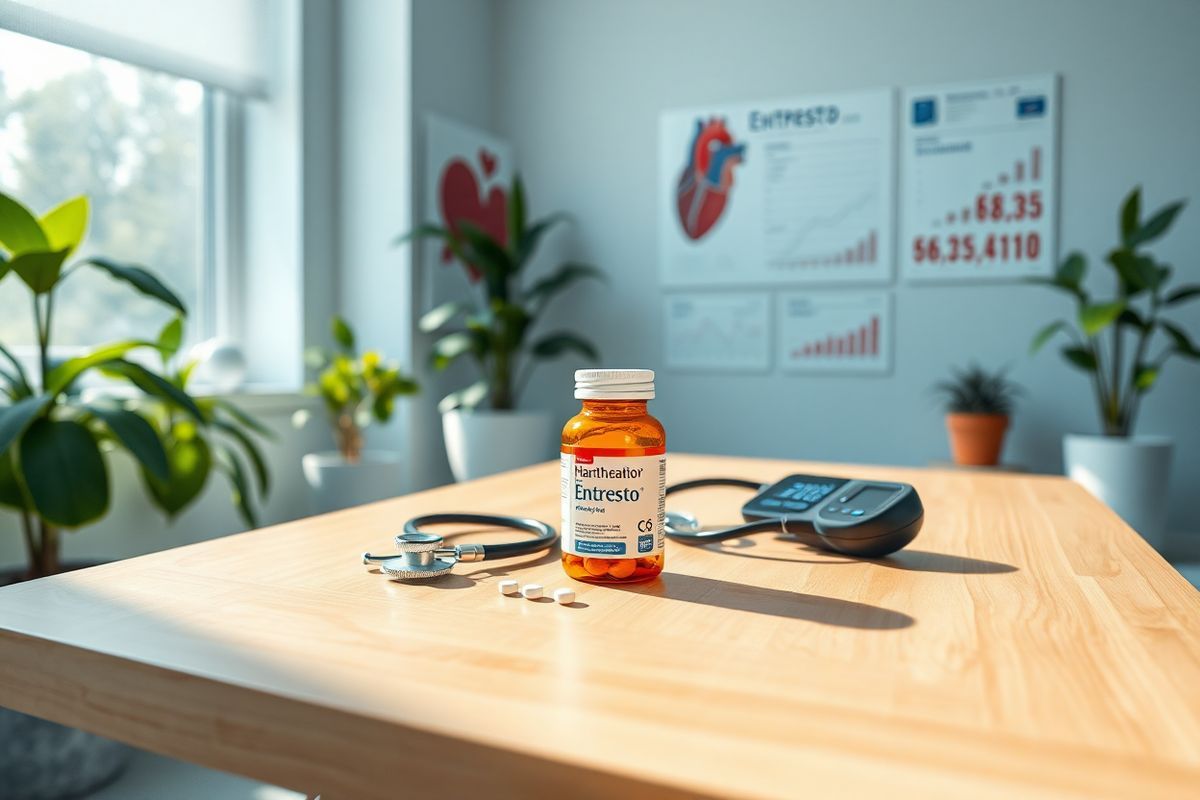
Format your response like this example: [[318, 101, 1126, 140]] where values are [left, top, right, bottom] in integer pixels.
[[662, 477, 771, 541], [357, 482, 746, 583], [362, 513, 558, 580], [363, 477, 920, 582], [359, 490, 768, 584]]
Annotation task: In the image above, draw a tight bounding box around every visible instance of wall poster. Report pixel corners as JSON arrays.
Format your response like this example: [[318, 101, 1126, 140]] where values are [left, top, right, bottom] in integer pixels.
[[659, 89, 895, 288], [900, 74, 1059, 282]]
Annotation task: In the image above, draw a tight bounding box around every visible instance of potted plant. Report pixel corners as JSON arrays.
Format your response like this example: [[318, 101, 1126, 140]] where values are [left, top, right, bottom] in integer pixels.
[[296, 316, 419, 512], [397, 175, 603, 481], [131, 316, 273, 528], [932, 363, 1021, 467], [0, 191, 267, 797], [1030, 187, 1199, 548]]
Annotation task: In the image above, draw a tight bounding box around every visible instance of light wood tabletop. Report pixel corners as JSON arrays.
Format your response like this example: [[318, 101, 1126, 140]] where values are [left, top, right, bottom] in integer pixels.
[[1, 454, 1199, 799]]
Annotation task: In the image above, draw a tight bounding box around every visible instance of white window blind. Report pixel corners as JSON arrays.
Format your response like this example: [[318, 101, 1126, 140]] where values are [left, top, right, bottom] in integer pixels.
[[0, 0, 276, 97]]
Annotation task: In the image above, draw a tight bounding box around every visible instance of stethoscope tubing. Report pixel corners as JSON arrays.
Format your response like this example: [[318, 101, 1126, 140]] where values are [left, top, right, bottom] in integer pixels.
[[663, 478, 777, 543], [666, 477, 765, 496], [403, 512, 558, 559]]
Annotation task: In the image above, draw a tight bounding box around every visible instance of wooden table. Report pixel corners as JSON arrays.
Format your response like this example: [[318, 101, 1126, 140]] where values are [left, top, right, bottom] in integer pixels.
[[1, 454, 1198, 798]]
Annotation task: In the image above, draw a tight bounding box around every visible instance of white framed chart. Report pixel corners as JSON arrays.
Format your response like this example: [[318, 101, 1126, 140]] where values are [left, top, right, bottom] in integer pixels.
[[900, 74, 1059, 282], [663, 292, 770, 372], [659, 89, 894, 288], [776, 291, 892, 374]]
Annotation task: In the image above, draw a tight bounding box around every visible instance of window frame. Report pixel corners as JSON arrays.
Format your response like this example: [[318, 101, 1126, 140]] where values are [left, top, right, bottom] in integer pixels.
[[202, 87, 243, 350], [4, 1, 318, 397], [0, 35, 241, 379]]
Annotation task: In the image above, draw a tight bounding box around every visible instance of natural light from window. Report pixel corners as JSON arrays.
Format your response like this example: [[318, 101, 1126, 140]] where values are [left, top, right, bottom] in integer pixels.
[[0, 28, 204, 349]]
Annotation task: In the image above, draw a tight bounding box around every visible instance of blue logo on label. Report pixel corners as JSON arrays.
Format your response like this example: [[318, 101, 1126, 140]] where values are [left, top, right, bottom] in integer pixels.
[[1017, 96, 1046, 118], [912, 98, 936, 126], [637, 534, 653, 553], [576, 540, 625, 555]]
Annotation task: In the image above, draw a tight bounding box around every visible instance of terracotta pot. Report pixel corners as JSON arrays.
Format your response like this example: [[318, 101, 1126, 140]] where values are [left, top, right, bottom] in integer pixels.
[[945, 413, 1009, 466]]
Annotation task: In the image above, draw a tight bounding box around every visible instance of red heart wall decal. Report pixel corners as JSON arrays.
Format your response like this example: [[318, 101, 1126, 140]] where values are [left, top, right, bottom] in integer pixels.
[[479, 148, 498, 177], [438, 158, 508, 281]]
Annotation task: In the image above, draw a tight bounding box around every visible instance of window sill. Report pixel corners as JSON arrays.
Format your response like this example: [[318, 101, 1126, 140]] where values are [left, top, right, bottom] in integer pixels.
[[75, 384, 318, 415], [192, 386, 318, 414]]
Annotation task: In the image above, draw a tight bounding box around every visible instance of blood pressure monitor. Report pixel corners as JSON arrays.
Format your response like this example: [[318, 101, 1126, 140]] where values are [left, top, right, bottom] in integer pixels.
[[666, 473, 923, 558], [742, 475, 923, 557]]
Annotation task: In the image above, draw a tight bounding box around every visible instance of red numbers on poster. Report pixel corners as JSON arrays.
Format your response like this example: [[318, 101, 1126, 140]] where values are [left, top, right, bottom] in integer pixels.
[[912, 232, 1041, 265], [974, 190, 1043, 223]]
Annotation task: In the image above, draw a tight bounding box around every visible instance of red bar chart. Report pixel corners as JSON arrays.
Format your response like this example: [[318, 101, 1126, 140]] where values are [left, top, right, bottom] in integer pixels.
[[798, 315, 879, 358], [778, 291, 891, 374], [933, 145, 1045, 228], [785, 229, 878, 269]]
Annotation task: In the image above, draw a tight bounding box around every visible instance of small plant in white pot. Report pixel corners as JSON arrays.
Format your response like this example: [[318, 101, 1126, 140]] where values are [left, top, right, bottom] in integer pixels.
[[1030, 187, 1199, 549], [397, 175, 603, 481], [932, 363, 1021, 467], [297, 316, 419, 512]]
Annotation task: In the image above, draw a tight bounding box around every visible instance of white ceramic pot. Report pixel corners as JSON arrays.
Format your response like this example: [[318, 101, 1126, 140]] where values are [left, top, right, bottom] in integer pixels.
[[1063, 434, 1173, 551], [301, 451, 404, 514], [442, 409, 553, 482]]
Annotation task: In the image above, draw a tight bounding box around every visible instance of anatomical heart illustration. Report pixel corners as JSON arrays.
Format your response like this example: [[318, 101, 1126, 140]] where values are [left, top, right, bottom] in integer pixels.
[[675, 117, 746, 241]]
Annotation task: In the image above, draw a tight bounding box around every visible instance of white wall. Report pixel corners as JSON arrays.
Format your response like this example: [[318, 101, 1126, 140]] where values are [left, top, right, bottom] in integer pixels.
[[489, 0, 1200, 544], [338, 0, 498, 492], [407, 0, 497, 489], [336, 0, 415, 478]]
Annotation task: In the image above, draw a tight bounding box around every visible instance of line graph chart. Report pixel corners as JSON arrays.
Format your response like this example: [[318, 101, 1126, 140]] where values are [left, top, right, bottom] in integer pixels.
[[763, 137, 891, 283], [664, 292, 770, 371]]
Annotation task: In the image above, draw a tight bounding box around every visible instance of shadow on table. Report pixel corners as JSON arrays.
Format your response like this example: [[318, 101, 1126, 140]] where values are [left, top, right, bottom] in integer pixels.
[[612, 573, 915, 630], [695, 536, 1017, 575], [868, 547, 1017, 575]]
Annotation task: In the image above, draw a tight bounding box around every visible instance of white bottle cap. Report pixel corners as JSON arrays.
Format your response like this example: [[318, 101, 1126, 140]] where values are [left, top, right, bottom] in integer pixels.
[[574, 369, 655, 400], [553, 587, 576, 605], [521, 584, 544, 600], [498, 580, 519, 595]]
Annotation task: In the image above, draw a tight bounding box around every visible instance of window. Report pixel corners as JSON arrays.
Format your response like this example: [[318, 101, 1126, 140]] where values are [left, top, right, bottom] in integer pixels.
[[0, 28, 220, 350]]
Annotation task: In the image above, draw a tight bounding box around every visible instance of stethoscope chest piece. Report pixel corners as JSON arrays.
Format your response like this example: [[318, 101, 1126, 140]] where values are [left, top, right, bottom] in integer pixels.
[[361, 513, 558, 583], [363, 532, 461, 580]]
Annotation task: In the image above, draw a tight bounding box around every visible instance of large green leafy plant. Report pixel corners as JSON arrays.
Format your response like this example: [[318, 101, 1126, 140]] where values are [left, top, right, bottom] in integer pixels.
[[299, 316, 419, 461], [0, 191, 269, 577], [1030, 187, 1199, 436], [136, 316, 273, 529], [397, 175, 603, 411]]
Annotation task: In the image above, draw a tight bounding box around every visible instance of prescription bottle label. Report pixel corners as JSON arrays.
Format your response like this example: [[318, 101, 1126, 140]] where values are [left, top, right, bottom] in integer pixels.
[[561, 448, 666, 558]]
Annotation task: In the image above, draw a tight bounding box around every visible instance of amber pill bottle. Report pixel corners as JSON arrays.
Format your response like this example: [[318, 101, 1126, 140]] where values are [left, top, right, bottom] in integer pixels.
[[561, 369, 666, 584]]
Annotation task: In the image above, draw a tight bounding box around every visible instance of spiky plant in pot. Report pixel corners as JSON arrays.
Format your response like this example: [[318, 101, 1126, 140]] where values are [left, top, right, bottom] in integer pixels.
[[932, 363, 1021, 467]]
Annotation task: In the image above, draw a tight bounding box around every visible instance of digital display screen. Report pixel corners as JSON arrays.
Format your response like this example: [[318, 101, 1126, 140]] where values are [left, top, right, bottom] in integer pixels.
[[849, 486, 896, 511]]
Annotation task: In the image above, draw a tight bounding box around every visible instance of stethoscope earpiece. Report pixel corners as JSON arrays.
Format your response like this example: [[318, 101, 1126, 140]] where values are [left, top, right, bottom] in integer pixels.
[[664, 510, 702, 534]]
